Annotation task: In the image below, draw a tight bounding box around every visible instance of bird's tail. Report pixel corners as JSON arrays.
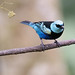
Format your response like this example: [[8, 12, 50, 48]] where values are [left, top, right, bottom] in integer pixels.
[[21, 21, 34, 26]]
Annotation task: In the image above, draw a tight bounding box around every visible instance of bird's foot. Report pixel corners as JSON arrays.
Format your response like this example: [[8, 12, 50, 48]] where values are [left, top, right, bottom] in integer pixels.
[[40, 43, 45, 51], [54, 40, 60, 47], [40, 38, 45, 51]]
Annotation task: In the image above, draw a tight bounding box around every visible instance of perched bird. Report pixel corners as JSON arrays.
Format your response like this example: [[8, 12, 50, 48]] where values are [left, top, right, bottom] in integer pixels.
[[21, 20, 64, 50]]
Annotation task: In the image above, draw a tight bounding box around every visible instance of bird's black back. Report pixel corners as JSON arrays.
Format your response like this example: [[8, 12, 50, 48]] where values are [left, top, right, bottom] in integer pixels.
[[34, 21, 54, 29]]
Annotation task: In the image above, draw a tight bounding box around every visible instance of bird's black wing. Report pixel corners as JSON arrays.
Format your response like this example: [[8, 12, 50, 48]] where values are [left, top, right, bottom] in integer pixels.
[[35, 21, 54, 29], [34, 21, 54, 35]]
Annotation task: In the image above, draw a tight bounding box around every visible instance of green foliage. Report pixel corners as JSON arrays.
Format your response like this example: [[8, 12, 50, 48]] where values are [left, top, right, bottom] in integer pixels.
[[61, 0, 75, 75], [62, 0, 75, 17]]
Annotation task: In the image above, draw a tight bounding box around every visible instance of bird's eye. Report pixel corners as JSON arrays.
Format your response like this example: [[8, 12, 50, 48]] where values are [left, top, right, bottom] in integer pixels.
[[56, 24, 61, 28]]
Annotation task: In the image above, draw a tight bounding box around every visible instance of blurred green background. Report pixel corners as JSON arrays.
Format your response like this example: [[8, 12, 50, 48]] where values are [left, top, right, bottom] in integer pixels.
[[0, 0, 75, 75]]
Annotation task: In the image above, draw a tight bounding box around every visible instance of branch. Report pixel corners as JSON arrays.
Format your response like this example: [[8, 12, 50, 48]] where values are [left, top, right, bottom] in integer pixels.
[[0, 39, 75, 56]]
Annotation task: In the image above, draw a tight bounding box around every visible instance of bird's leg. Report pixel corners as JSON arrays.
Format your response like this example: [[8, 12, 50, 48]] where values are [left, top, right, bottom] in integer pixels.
[[54, 39, 60, 47], [40, 38, 45, 51]]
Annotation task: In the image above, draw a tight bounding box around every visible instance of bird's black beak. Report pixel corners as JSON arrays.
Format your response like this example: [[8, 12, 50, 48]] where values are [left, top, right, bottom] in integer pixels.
[[61, 26, 64, 29]]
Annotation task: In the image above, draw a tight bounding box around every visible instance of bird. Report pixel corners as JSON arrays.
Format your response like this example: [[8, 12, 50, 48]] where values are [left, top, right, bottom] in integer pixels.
[[21, 20, 64, 50]]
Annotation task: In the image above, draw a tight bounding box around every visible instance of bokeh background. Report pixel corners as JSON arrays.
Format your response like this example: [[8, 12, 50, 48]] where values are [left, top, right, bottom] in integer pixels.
[[0, 0, 75, 75]]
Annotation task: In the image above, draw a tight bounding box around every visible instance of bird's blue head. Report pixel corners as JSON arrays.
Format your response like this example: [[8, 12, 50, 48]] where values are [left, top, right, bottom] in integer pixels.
[[50, 20, 64, 33]]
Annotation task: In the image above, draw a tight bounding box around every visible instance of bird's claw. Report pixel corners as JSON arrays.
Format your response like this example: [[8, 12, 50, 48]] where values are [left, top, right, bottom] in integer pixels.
[[40, 43, 45, 51], [54, 40, 60, 47]]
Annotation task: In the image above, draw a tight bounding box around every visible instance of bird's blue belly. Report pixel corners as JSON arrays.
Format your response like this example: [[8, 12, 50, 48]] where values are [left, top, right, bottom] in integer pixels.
[[33, 26, 50, 39], [39, 32, 50, 39], [36, 29, 50, 39]]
